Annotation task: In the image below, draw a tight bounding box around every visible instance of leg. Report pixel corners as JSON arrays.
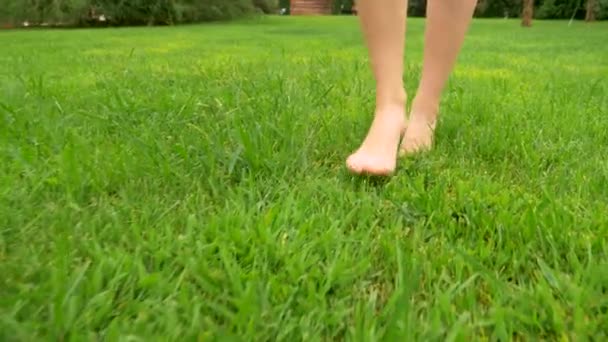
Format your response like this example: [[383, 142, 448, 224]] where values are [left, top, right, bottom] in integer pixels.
[[346, 0, 408, 176], [400, 0, 477, 155]]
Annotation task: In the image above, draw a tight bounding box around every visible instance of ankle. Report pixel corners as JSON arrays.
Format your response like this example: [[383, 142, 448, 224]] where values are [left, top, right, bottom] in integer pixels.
[[376, 89, 407, 112], [411, 96, 439, 122]]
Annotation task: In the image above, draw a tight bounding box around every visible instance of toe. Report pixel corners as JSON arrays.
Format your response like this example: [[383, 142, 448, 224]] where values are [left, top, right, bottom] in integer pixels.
[[374, 163, 395, 176], [363, 158, 395, 176], [346, 154, 363, 174]]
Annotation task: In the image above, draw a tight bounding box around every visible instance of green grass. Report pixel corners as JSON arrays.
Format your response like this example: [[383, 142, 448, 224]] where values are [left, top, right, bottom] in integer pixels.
[[1, 16, 608, 340]]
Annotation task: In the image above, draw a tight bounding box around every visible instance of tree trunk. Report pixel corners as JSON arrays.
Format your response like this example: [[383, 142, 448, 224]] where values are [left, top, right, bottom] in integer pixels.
[[521, 0, 534, 27], [586, 0, 597, 22]]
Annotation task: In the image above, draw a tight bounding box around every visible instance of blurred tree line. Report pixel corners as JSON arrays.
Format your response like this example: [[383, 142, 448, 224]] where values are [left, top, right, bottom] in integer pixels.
[[328, 0, 607, 20], [0, 0, 605, 27], [0, 0, 279, 26]]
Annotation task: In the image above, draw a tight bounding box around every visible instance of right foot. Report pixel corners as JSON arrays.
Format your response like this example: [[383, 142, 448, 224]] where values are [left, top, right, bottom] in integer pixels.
[[346, 104, 406, 176]]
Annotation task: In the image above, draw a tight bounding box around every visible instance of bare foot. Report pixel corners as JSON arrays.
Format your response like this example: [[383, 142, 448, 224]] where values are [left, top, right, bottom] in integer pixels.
[[346, 104, 406, 176], [400, 112, 437, 156]]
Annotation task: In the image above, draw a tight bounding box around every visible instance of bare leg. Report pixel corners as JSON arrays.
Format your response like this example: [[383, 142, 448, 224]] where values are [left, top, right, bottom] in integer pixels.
[[400, 0, 477, 155], [346, 0, 408, 176]]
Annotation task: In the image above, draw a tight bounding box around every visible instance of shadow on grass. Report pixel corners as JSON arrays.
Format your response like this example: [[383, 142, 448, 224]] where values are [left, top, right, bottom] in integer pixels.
[[343, 172, 394, 188], [339, 154, 435, 190]]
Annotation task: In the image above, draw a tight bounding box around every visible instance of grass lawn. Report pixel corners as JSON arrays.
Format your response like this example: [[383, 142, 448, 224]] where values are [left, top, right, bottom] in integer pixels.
[[1, 16, 608, 340]]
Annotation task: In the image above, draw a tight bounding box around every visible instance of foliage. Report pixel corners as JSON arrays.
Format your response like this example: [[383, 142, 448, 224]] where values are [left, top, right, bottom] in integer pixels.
[[172, 0, 255, 23], [278, 0, 290, 12], [91, 0, 177, 26], [2, 0, 90, 25], [0, 0, 605, 25], [534, 0, 608, 19], [332, 0, 355, 14], [536, 0, 581, 19], [600, 0, 608, 18], [474, 0, 524, 18], [0, 0, 270, 25], [408, 0, 427, 17], [252, 0, 279, 14]]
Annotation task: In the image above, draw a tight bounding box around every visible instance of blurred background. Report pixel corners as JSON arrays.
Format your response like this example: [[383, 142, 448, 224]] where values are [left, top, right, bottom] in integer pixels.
[[0, 0, 605, 28]]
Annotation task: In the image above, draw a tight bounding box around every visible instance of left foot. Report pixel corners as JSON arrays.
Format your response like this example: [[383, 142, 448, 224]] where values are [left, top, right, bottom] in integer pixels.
[[400, 112, 437, 156]]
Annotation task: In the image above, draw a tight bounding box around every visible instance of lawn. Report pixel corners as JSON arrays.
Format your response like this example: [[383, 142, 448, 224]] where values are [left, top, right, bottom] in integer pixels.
[[1, 16, 607, 340]]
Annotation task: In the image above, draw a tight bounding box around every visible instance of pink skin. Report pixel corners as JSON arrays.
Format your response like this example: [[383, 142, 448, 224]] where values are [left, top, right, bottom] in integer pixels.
[[346, 0, 478, 175]]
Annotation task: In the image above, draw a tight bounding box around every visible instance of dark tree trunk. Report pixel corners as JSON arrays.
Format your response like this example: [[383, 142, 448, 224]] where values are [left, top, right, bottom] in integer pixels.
[[586, 0, 597, 22], [522, 0, 534, 27]]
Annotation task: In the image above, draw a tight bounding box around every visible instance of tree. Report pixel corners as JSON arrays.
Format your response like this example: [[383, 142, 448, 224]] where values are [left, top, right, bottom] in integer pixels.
[[0, 0, 270, 26], [586, 0, 597, 21], [522, 0, 534, 26]]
